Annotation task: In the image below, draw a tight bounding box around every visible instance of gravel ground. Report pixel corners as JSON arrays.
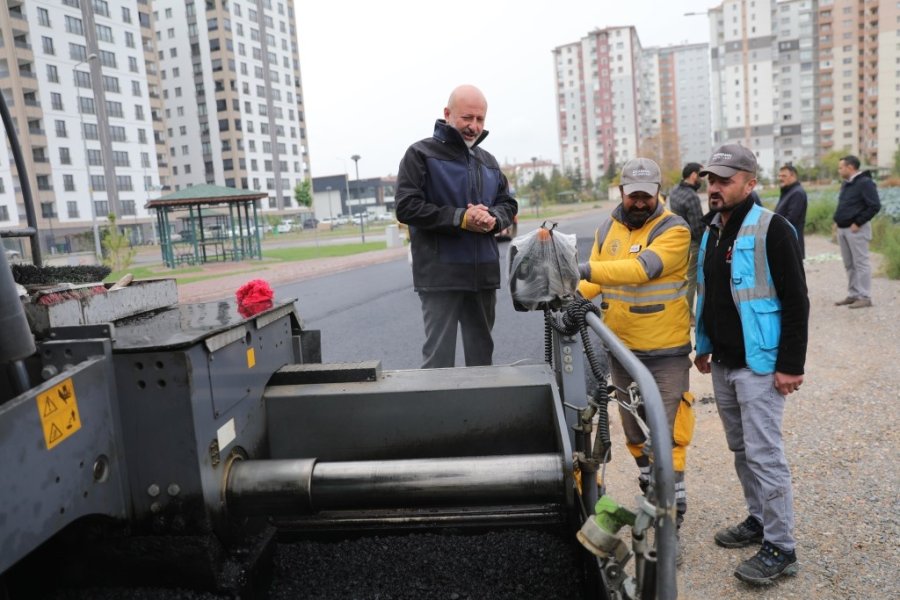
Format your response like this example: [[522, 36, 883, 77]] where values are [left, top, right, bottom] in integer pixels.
[[599, 233, 900, 599]]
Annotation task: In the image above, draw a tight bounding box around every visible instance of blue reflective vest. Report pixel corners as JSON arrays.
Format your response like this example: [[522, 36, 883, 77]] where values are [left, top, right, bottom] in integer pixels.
[[695, 203, 781, 375]]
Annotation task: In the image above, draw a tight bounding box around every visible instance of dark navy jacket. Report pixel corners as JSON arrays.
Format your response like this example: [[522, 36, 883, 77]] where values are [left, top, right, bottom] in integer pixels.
[[396, 120, 518, 292], [775, 181, 808, 258], [833, 171, 881, 228]]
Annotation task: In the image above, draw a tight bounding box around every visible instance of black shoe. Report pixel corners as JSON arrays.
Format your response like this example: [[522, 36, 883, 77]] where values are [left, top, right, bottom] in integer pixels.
[[734, 541, 798, 585], [714, 515, 764, 548]]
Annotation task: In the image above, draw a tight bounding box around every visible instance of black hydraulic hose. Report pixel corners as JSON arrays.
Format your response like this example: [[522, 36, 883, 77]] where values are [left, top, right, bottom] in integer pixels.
[[543, 309, 553, 364], [546, 299, 613, 462], [0, 90, 41, 266]]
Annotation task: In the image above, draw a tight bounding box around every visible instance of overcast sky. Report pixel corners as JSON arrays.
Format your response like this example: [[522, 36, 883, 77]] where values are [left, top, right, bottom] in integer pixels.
[[296, 0, 718, 180]]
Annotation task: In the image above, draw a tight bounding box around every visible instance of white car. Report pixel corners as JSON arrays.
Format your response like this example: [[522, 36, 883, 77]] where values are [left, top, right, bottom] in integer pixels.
[[276, 223, 292, 233]]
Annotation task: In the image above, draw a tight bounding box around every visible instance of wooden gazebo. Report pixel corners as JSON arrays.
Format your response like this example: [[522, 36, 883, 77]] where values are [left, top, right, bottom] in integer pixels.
[[145, 185, 267, 268]]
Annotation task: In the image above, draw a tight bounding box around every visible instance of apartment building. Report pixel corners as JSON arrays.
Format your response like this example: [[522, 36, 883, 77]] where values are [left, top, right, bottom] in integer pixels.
[[0, 0, 166, 252], [153, 0, 310, 211], [554, 26, 642, 185], [772, 0, 818, 169], [709, 0, 778, 178], [640, 43, 711, 175], [819, 0, 899, 167]]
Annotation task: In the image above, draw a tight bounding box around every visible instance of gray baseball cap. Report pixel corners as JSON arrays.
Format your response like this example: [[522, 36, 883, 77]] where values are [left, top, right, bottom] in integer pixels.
[[700, 144, 758, 178], [620, 157, 661, 196]]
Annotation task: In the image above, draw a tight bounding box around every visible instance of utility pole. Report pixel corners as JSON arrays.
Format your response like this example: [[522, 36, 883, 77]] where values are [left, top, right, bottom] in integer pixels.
[[74, 54, 103, 262], [351, 154, 364, 243], [531, 156, 539, 217]]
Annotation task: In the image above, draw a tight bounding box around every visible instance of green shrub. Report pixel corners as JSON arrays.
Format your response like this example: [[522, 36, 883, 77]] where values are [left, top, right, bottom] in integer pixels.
[[805, 197, 837, 236], [871, 216, 900, 279]]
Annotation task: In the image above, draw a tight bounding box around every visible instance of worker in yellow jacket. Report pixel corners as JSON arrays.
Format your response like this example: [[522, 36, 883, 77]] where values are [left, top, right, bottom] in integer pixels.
[[578, 157, 694, 561]]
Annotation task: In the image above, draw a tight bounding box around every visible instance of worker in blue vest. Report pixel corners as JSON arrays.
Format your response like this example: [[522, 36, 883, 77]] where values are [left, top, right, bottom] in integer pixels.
[[693, 144, 809, 586]]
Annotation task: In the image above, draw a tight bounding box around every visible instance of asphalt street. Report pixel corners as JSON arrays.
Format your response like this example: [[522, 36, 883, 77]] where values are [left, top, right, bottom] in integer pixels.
[[276, 210, 606, 370]]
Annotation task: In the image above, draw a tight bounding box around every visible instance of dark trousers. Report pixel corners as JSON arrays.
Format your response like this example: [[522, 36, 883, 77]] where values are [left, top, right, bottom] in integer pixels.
[[419, 290, 496, 368]]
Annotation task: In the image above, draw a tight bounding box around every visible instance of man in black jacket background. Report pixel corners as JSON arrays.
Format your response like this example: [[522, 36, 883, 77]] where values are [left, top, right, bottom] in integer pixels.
[[395, 85, 518, 368], [775, 164, 808, 258], [667, 162, 705, 321], [833, 155, 881, 309]]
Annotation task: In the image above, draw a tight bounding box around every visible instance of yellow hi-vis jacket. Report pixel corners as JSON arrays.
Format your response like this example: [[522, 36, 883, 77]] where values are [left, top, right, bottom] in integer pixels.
[[577, 203, 692, 357]]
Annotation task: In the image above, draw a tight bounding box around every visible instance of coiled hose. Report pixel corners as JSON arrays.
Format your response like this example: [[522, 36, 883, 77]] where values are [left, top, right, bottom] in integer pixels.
[[543, 299, 612, 463]]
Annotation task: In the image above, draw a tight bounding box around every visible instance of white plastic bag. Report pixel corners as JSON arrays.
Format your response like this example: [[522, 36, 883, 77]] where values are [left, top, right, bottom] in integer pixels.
[[508, 222, 580, 311]]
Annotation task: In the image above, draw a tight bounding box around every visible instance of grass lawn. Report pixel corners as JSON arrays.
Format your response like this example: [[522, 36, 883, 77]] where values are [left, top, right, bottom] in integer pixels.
[[263, 242, 385, 261]]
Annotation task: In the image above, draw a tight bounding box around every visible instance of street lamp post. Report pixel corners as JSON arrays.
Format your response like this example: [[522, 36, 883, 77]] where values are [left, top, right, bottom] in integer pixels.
[[351, 154, 364, 244], [325, 186, 334, 230], [531, 156, 539, 217], [74, 53, 103, 262]]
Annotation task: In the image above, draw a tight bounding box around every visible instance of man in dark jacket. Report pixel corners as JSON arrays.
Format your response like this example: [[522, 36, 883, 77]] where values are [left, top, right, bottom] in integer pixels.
[[775, 164, 808, 258], [694, 144, 809, 586], [395, 85, 518, 368], [667, 162, 705, 320], [833, 155, 881, 309]]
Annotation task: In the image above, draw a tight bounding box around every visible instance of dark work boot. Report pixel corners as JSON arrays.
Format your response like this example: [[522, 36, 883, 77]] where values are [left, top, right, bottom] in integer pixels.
[[714, 515, 764, 548], [734, 541, 798, 585]]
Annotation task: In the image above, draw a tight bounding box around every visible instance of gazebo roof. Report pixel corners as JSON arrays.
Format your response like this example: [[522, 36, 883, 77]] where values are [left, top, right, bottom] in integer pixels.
[[145, 184, 267, 209]]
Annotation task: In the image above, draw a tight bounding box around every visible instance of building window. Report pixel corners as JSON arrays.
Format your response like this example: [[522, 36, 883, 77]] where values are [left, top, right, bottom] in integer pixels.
[[55, 120, 67, 137], [66, 200, 79, 217], [78, 96, 95, 114], [121, 200, 135, 216], [96, 24, 114, 43], [69, 43, 88, 61], [64, 176, 76, 192], [59, 147, 71, 164], [65, 16, 84, 35], [50, 92, 63, 110], [47, 64, 59, 83], [92, 0, 109, 17], [74, 71, 91, 88], [42, 37, 55, 55], [37, 7, 51, 26]]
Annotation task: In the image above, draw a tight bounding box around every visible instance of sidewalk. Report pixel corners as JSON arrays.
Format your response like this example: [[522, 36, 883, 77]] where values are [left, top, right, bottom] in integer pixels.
[[176, 245, 408, 303]]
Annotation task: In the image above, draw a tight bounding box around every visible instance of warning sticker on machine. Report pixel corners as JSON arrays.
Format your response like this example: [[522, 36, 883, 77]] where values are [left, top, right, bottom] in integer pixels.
[[35, 378, 82, 449]]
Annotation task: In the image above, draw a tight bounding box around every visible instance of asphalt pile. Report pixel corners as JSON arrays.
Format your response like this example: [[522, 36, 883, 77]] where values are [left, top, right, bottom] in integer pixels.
[[270, 529, 588, 600], [33, 528, 589, 600]]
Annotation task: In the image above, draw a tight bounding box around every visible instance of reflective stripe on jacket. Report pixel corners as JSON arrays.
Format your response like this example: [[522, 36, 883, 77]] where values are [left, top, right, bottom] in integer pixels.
[[696, 202, 781, 374], [577, 204, 691, 357]]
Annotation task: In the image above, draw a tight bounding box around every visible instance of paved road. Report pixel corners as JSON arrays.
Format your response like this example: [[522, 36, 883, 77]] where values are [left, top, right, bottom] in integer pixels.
[[277, 211, 606, 370]]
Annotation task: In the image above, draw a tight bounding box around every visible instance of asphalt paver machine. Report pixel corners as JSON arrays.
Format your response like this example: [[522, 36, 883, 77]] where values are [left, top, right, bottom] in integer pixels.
[[1, 95, 676, 599]]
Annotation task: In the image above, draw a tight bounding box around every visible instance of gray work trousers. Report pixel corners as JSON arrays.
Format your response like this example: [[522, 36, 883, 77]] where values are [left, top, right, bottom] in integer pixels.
[[837, 223, 873, 300], [419, 290, 496, 369], [711, 363, 796, 552]]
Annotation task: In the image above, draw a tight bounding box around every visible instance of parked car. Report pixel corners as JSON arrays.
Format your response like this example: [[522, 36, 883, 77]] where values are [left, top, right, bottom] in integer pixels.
[[496, 215, 519, 241], [276, 222, 292, 233], [303, 218, 319, 229]]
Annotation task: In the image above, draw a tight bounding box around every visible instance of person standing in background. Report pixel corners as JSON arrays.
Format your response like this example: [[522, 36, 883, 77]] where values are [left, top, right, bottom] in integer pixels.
[[667, 162, 705, 322], [775, 165, 808, 258], [833, 155, 881, 309]]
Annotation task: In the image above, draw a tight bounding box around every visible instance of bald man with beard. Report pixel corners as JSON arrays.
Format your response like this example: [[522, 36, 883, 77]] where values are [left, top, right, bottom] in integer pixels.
[[395, 85, 518, 368]]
